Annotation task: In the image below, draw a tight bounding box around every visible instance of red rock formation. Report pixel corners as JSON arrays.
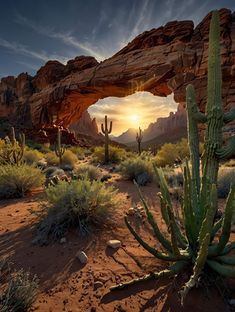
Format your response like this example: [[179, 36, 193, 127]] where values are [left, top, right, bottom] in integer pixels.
[[0, 8, 234, 144], [69, 110, 99, 138]]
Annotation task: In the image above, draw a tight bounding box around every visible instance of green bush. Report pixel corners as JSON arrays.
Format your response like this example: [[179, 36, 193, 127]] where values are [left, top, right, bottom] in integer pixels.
[[74, 164, 102, 181], [45, 150, 78, 168], [61, 150, 78, 169], [119, 156, 153, 185], [0, 266, 38, 312], [26, 140, 51, 153], [23, 149, 44, 165], [0, 164, 45, 199], [218, 166, 235, 198], [92, 145, 127, 164], [155, 139, 190, 167], [68, 146, 85, 160], [35, 179, 120, 243]]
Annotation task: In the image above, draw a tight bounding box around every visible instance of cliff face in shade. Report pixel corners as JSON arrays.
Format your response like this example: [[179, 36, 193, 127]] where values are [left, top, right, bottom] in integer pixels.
[[0, 8, 234, 143], [69, 110, 99, 138]]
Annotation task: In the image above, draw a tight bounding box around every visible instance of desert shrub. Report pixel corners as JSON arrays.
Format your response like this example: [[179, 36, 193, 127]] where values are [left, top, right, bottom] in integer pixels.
[[0, 267, 38, 312], [164, 168, 184, 187], [68, 146, 85, 160], [217, 166, 235, 198], [23, 149, 44, 165], [119, 157, 153, 185], [34, 179, 119, 244], [45, 152, 59, 166], [92, 145, 127, 164], [45, 150, 78, 168], [74, 164, 102, 181], [155, 139, 190, 167], [0, 164, 45, 199], [61, 150, 78, 169], [26, 140, 51, 153]]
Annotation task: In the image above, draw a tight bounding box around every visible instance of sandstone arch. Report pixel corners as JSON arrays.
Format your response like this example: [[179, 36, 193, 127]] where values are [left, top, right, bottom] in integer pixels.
[[0, 8, 234, 141]]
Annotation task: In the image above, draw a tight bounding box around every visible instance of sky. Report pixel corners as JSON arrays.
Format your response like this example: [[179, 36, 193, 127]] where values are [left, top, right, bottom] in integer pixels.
[[0, 0, 234, 134]]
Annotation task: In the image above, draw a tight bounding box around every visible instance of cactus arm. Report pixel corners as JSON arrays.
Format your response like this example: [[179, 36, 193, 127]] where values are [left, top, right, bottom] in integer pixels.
[[167, 206, 181, 256], [186, 84, 202, 194], [157, 192, 170, 227], [213, 185, 235, 254], [134, 181, 173, 253], [215, 255, 235, 265], [206, 260, 235, 277], [101, 123, 105, 134], [108, 121, 112, 133], [201, 10, 223, 185], [110, 260, 188, 291], [223, 108, 235, 124], [180, 233, 210, 304], [124, 217, 190, 261], [153, 165, 187, 248], [216, 136, 235, 159], [211, 217, 223, 241]]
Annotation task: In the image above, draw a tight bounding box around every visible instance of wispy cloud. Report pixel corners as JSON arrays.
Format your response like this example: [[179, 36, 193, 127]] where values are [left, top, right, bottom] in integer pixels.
[[15, 13, 105, 61], [0, 37, 69, 64]]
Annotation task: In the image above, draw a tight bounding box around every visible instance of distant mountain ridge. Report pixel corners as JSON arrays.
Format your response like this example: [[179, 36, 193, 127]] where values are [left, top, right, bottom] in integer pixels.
[[112, 104, 187, 145]]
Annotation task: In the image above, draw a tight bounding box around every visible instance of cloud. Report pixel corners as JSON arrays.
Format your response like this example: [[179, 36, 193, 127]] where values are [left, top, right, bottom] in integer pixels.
[[15, 13, 105, 61], [0, 37, 69, 64]]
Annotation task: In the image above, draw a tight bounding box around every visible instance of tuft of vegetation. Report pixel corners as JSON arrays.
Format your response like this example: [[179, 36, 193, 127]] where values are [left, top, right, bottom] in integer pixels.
[[60, 150, 78, 169], [34, 179, 120, 244], [0, 164, 45, 199], [23, 149, 44, 165], [111, 11, 235, 304], [0, 262, 38, 312], [218, 166, 235, 198], [45, 152, 59, 166], [119, 156, 153, 185], [92, 145, 127, 164], [68, 146, 85, 160], [74, 164, 102, 181], [26, 140, 51, 153], [154, 138, 189, 167]]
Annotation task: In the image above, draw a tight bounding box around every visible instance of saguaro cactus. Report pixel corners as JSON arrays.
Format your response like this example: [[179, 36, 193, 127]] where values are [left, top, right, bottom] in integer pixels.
[[136, 127, 143, 155], [111, 11, 235, 303], [101, 115, 112, 163], [55, 128, 65, 166]]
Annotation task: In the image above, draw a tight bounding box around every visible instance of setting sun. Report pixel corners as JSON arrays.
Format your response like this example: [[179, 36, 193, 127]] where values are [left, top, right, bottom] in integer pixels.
[[130, 114, 140, 123]]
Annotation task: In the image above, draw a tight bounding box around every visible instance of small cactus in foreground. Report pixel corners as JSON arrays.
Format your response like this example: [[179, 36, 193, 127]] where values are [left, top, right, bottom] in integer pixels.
[[101, 115, 113, 163], [111, 11, 235, 303], [136, 127, 143, 155], [55, 128, 65, 166]]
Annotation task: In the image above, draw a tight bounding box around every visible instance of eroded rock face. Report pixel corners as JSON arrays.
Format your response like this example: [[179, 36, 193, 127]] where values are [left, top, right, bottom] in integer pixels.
[[0, 8, 234, 141]]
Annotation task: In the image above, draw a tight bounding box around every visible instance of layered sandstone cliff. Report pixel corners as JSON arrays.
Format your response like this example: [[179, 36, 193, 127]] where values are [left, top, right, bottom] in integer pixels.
[[0, 8, 234, 143]]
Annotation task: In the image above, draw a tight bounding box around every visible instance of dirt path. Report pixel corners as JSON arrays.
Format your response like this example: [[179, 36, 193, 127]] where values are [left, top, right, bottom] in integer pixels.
[[0, 175, 233, 312]]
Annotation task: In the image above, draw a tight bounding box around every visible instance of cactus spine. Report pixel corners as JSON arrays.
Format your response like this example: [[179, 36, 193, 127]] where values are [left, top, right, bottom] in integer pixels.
[[101, 115, 112, 163], [111, 11, 235, 302], [136, 127, 143, 155], [55, 128, 65, 166]]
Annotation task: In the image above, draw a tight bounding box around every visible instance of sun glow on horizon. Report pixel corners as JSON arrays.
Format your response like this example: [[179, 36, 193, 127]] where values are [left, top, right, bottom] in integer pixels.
[[130, 114, 140, 124]]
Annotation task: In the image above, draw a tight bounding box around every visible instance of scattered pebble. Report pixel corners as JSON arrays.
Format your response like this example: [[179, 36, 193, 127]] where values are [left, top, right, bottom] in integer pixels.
[[127, 207, 135, 215], [76, 251, 88, 264], [60, 237, 67, 244], [107, 240, 121, 249], [93, 281, 103, 290]]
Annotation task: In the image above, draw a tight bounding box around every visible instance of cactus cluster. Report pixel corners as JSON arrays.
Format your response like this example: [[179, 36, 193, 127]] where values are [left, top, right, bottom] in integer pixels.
[[111, 11, 235, 302], [54, 128, 65, 166], [136, 127, 143, 155], [101, 115, 113, 163], [0, 127, 25, 165]]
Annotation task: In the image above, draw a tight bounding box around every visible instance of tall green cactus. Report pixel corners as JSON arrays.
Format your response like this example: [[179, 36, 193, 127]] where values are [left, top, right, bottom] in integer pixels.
[[101, 115, 112, 163], [55, 128, 65, 166], [0, 127, 25, 165], [111, 10, 235, 303], [136, 127, 143, 155]]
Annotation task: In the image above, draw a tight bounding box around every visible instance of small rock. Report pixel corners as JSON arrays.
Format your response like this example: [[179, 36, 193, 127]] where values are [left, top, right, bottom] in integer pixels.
[[76, 251, 88, 264], [101, 174, 112, 182], [107, 240, 121, 249], [94, 281, 103, 290], [60, 237, 67, 244], [127, 207, 135, 215]]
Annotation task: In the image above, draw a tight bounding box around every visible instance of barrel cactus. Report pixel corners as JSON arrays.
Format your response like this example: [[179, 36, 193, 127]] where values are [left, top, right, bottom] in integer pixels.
[[111, 10, 235, 303]]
